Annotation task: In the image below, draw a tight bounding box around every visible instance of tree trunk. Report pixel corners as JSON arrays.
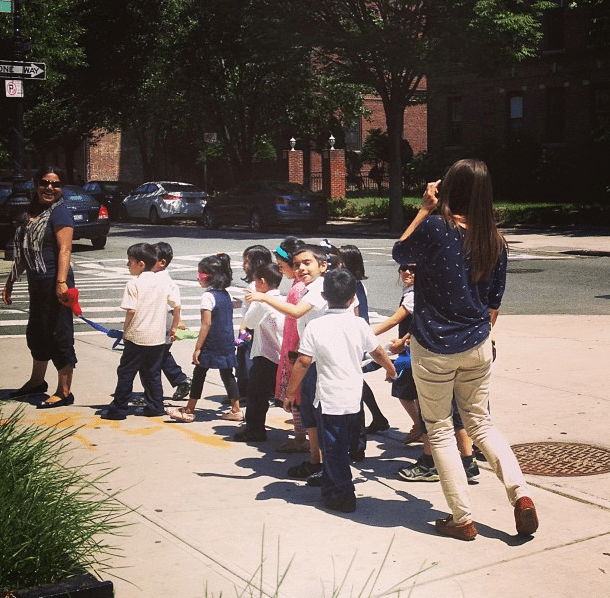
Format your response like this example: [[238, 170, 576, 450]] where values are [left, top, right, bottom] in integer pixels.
[[384, 98, 406, 233]]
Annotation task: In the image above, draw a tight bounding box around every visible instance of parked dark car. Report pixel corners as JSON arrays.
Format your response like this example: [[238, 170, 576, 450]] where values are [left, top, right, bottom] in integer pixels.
[[62, 185, 110, 249], [0, 180, 35, 247], [121, 181, 208, 224], [82, 180, 133, 220], [201, 181, 328, 233]]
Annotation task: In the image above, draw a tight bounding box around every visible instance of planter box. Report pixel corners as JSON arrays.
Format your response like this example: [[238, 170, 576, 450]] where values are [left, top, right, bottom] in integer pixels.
[[14, 573, 113, 598]]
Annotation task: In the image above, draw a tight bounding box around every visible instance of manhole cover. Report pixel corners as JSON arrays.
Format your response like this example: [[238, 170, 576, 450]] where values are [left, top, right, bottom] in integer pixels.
[[511, 442, 610, 476]]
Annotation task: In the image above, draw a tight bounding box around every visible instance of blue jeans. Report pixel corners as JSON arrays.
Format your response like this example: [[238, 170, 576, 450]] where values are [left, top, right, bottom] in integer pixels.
[[110, 341, 165, 414], [316, 408, 359, 497], [299, 363, 317, 429], [140, 344, 188, 392]]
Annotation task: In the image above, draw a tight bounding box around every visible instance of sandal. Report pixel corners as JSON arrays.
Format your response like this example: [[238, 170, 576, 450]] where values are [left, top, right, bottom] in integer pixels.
[[220, 410, 244, 422], [276, 439, 310, 454], [403, 427, 423, 444], [165, 407, 195, 423], [37, 393, 74, 409]]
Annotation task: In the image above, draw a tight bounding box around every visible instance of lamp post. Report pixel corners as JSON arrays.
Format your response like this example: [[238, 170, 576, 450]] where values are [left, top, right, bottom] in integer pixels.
[[5, 0, 30, 260]]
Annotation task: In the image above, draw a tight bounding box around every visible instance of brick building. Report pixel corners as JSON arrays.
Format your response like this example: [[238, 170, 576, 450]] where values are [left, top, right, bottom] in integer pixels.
[[426, 3, 610, 200]]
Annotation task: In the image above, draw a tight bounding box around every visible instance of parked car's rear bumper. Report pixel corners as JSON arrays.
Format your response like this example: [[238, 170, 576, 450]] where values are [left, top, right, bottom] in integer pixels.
[[73, 221, 110, 240]]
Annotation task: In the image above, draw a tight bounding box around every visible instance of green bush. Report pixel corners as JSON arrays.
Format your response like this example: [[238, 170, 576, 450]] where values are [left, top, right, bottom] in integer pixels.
[[0, 405, 126, 593]]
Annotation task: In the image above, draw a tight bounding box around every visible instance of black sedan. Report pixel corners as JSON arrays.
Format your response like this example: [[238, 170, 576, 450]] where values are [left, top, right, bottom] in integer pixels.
[[82, 180, 134, 221], [201, 181, 328, 233], [62, 185, 111, 249]]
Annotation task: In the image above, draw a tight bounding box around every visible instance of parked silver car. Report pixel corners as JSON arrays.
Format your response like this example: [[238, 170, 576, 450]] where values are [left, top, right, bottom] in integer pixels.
[[120, 181, 208, 224]]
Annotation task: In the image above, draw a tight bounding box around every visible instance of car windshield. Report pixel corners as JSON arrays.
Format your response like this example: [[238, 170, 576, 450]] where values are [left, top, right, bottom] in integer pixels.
[[266, 182, 311, 195], [63, 187, 91, 201], [163, 183, 201, 193], [103, 182, 132, 193]]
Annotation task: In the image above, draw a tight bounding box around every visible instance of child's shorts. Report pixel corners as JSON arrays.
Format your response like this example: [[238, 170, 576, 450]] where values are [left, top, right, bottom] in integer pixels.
[[391, 366, 418, 402]]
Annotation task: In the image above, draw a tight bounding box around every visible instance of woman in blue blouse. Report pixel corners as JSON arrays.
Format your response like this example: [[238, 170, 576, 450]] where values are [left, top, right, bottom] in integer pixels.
[[2, 167, 77, 408], [392, 159, 538, 541]]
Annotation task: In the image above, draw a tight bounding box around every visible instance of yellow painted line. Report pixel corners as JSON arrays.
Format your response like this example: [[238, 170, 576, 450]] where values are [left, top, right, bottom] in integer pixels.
[[22, 410, 233, 449]]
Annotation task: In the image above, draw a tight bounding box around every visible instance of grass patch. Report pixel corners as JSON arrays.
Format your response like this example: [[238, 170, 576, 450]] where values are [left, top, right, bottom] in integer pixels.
[[0, 404, 127, 593]]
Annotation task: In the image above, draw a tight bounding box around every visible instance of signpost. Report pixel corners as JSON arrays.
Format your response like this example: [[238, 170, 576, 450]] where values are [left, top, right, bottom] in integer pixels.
[[0, 60, 46, 80], [0, 0, 12, 14]]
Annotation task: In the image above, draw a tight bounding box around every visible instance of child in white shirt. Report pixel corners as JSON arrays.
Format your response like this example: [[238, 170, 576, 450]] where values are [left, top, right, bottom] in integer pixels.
[[286, 269, 396, 513], [234, 263, 285, 442]]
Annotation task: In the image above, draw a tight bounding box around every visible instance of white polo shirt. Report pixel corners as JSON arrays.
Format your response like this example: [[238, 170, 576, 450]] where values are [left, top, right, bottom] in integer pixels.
[[298, 308, 379, 415]]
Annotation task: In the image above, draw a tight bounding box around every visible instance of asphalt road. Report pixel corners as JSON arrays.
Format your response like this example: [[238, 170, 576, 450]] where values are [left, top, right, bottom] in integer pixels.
[[1, 221, 609, 338]]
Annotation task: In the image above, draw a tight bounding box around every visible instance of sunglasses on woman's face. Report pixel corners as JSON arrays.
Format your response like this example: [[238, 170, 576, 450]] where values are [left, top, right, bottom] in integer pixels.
[[39, 179, 62, 188]]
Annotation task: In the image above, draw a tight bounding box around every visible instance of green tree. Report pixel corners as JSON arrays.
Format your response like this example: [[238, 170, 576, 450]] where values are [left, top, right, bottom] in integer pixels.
[[285, 0, 551, 231], [174, 0, 364, 183]]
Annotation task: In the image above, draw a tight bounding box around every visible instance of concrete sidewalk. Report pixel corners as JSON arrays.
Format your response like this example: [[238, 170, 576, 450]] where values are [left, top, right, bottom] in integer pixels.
[[1, 227, 610, 598]]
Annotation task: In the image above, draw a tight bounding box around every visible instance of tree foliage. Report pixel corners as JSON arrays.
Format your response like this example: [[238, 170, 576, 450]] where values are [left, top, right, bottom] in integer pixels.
[[283, 0, 551, 230]]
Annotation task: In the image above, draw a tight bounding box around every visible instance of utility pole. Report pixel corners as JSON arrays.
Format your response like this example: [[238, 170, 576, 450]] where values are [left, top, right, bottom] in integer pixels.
[[4, 0, 31, 259]]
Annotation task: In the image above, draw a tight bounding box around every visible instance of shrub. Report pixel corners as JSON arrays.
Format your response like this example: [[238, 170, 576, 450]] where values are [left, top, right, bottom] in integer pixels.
[[0, 405, 125, 593]]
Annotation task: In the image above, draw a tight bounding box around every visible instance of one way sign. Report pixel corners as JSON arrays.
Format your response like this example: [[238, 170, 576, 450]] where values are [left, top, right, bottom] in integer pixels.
[[0, 60, 46, 80]]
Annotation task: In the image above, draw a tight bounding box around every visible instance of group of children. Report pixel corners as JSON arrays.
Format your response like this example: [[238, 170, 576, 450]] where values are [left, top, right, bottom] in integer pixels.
[[100, 237, 447, 513]]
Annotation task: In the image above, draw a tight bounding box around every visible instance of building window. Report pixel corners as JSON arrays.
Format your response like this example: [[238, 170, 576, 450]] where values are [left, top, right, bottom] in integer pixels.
[[507, 94, 524, 140], [545, 88, 566, 143], [344, 119, 362, 151], [543, 0, 565, 52], [447, 97, 463, 146]]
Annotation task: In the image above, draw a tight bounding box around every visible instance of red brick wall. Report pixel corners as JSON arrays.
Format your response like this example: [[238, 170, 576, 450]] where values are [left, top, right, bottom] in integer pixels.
[[286, 150, 304, 184], [322, 149, 346, 200]]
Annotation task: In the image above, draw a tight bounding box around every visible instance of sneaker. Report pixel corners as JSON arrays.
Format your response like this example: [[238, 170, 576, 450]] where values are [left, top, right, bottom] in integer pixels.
[[324, 492, 356, 513], [306, 470, 323, 487], [134, 406, 165, 417], [172, 379, 191, 400], [129, 394, 146, 407], [397, 458, 439, 482], [464, 459, 480, 485], [234, 428, 267, 442], [365, 419, 390, 434], [287, 461, 322, 479]]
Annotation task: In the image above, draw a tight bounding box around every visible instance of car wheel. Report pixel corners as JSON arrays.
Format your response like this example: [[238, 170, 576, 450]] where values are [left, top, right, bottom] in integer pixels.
[[201, 207, 217, 229], [249, 209, 264, 233], [120, 205, 129, 222], [149, 207, 161, 225], [91, 236, 106, 250]]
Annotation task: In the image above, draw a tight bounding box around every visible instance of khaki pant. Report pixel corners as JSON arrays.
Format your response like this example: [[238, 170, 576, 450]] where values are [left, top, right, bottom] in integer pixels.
[[411, 336, 530, 524]]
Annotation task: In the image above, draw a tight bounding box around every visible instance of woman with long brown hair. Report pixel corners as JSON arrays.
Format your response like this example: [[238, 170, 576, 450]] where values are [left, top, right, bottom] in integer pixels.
[[392, 158, 538, 541]]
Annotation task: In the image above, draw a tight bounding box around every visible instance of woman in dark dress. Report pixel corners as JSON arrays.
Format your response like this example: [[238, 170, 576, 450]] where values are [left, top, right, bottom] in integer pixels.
[[2, 167, 77, 408]]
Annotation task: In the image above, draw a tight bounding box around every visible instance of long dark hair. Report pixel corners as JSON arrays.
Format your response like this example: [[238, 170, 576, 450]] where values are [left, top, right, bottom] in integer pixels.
[[439, 159, 505, 283]]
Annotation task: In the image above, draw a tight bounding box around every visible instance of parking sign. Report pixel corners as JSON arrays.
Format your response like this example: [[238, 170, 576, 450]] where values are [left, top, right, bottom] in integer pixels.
[[5, 79, 23, 97]]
